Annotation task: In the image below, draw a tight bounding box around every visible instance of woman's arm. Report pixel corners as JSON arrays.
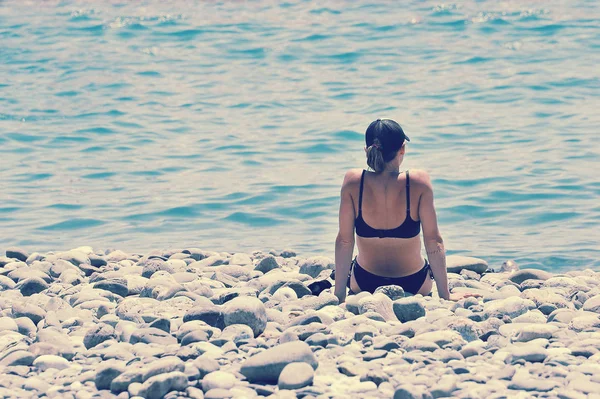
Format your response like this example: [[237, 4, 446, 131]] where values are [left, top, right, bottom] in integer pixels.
[[334, 170, 357, 303], [417, 170, 451, 300], [418, 170, 481, 301]]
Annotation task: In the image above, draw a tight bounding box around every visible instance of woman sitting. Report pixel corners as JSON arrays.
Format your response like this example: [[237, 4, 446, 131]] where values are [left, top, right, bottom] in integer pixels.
[[334, 119, 480, 302]]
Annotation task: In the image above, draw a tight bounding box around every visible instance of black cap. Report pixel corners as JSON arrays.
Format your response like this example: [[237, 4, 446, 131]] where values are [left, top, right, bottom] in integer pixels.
[[365, 119, 409, 162]]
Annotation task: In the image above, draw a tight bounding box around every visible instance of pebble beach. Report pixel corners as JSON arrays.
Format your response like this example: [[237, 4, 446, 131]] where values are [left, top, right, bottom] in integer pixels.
[[2, 247, 600, 399]]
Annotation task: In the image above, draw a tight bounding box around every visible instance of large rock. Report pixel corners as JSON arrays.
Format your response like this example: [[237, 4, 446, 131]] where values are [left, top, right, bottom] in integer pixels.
[[500, 260, 520, 273], [142, 258, 175, 278], [106, 250, 129, 263], [446, 256, 488, 275], [278, 362, 314, 390], [519, 289, 571, 309], [506, 346, 548, 364], [254, 255, 280, 273], [94, 278, 129, 297], [299, 256, 334, 278], [230, 253, 252, 266], [0, 350, 36, 367], [393, 297, 426, 322], [183, 301, 224, 329], [0, 317, 19, 333], [21, 318, 43, 339], [6, 247, 29, 262], [240, 341, 318, 383], [89, 254, 108, 267], [499, 323, 559, 342], [96, 361, 126, 390], [193, 357, 220, 379], [0, 275, 17, 290], [8, 268, 51, 283], [222, 296, 267, 337], [137, 371, 188, 399], [17, 277, 49, 296], [201, 371, 238, 392], [268, 280, 311, 298], [181, 330, 210, 346], [12, 302, 46, 325], [358, 293, 397, 322], [32, 355, 70, 371], [177, 320, 217, 342], [84, 323, 117, 349], [49, 259, 81, 278], [110, 368, 146, 393], [374, 285, 405, 300], [509, 269, 553, 285], [36, 328, 76, 360], [543, 276, 591, 295], [292, 293, 339, 311], [483, 297, 536, 320], [143, 356, 185, 381], [218, 324, 254, 344], [140, 279, 185, 301], [415, 330, 467, 349], [130, 328, 177, 346], [58, 250, 90, 266], [583, 295, 600, 313]]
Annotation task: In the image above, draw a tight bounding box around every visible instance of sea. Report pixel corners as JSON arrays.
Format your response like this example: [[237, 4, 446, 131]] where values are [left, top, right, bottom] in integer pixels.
[[1, 0, 599, 273]]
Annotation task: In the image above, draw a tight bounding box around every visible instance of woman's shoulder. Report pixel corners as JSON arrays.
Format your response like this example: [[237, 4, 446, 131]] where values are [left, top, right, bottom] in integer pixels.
[[341, 168, 363, 188], [407, 169, 434, 189]]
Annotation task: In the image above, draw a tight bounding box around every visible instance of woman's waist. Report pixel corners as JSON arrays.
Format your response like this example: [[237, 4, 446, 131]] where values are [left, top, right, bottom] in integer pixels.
[[355, 253, 426, 278]]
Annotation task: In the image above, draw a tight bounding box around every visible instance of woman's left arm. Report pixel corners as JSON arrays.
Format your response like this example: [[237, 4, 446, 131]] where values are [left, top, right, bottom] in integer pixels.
[[334, 170, 357, 303]]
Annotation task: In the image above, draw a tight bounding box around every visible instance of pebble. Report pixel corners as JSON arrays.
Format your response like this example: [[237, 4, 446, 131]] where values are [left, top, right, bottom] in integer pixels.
[[32, 355, 70, 371], [12, 302, 47, 324], [298, 257, 334, 278], [95, 361, 126, 390], [508, 268, 554, 284], [84, 323, 116, 349], [278, 362, 315, 390], [240, 341, 318, 383], [17, 277, 49, 296], [0, 350, 36, 367], [137, 371, 188, 399], [201, 371, 238, 392], [6, 247, 29, 262], [222, 296, 267, 337], [446, 255, 488, 274], [393, 297, 426, 322], [506, 345, 549, 363], [255, 255, 280, 273], [130, 327, 178, 346], [143, 356, 185, 381]]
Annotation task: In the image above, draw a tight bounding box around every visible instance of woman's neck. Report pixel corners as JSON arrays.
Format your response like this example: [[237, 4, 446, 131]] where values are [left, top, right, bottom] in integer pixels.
[[383, 162, 401, 174]]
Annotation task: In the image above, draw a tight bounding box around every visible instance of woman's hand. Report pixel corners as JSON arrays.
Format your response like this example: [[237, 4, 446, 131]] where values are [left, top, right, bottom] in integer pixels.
[[448, 292, 482, 301], [334, 288, 347, 304]]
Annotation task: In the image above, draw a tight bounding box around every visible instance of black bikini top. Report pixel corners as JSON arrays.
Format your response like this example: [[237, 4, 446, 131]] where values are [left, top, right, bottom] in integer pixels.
[[355, 170, 421, 239]]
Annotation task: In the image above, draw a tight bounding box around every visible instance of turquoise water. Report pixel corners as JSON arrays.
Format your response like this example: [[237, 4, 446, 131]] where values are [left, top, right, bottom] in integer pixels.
[[1, 1, 599, 272]]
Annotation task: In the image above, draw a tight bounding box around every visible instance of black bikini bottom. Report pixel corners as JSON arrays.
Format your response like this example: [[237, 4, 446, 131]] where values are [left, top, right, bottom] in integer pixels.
[[347, 257, 434, 296]]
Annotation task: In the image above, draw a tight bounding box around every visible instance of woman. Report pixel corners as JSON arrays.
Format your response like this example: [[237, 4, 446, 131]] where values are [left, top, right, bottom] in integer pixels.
[[334, 119, 480, 302]]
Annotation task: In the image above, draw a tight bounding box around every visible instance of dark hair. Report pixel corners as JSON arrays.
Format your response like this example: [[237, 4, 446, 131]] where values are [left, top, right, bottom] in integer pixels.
[[365, 119, 410, 173]]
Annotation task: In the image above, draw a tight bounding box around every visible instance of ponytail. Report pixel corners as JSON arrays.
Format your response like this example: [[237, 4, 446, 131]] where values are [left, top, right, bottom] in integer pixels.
[[366, 140, 386, 173]]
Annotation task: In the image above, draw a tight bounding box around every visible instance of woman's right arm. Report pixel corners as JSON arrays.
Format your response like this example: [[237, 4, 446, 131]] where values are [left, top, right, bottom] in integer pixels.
[[418, 170, 481, 301], [417, 170, 451, 300]]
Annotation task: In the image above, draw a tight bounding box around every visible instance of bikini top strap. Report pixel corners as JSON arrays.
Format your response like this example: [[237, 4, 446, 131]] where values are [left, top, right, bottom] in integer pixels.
[[406, 170, 411, 214], [358, 170, 366, 215]]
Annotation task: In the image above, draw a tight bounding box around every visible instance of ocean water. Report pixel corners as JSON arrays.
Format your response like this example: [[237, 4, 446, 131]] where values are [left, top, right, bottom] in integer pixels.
[[1, 0, 599, 272]]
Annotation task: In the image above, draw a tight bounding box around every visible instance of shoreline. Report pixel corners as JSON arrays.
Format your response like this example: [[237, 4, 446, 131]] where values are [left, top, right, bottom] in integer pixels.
[[2, 246, 600, 398]]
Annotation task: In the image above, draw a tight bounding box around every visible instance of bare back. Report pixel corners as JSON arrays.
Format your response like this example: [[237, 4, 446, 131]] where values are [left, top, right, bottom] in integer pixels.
[[351, 169, 425, 276]]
